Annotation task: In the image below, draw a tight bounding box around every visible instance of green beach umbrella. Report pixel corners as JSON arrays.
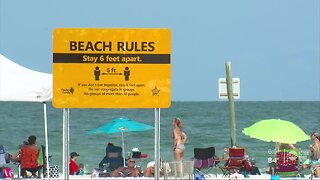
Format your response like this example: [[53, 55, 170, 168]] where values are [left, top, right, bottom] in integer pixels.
[[242, 119, 309, 144]]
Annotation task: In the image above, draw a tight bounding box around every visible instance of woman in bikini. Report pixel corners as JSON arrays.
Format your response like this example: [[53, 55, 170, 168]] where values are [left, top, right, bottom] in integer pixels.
[[172, 117, 187, 161]]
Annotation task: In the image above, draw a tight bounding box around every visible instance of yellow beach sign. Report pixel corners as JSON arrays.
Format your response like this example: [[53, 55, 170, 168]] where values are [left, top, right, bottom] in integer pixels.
[[52, 28, 171, 108]]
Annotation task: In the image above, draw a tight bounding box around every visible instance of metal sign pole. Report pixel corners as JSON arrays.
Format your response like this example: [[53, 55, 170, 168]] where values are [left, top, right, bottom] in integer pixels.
[[62, 108, 70, 180], [154, 108, 161, 180], [43, 102, 50, 178]]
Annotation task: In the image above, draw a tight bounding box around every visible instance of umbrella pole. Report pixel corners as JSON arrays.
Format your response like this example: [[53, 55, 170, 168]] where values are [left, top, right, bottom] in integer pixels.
[[121, 131, 126, 167]]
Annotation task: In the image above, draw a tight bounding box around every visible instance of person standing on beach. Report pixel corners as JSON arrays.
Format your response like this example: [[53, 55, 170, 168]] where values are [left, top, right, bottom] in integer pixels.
[[298, 132, 320, 177], [309, 132, 320, 177], [172, 117, 187, 160]]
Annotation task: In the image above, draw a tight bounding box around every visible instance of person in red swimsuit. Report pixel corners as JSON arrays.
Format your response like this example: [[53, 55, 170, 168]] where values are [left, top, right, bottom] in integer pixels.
[[20, 135, 42, 178], [69, 152, 80, 175]]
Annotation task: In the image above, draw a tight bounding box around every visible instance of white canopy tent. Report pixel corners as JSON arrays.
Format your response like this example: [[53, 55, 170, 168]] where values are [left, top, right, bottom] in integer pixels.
[[0, 54, 52, 101], [0, 53, 52, 177]]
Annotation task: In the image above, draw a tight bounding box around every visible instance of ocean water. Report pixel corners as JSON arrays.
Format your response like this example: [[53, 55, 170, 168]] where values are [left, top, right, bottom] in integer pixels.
[[0, 101, 319, 174]]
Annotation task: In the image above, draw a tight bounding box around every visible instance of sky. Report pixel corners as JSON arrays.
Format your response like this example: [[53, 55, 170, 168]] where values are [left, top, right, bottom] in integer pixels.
[[0, 0, 319, 101]]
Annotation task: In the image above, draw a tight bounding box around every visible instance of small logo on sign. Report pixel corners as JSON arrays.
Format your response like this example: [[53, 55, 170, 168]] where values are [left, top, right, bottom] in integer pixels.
[[151, 86, 160, 96], [61, 87, 74, 95]]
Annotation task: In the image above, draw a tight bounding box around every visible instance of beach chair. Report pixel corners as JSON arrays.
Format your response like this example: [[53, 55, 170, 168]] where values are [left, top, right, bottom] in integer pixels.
[[39, 145, 56, 178], [193, 147, 220, 177], [220, 147, 250, 177], [275, 149, 299, 177], [99, 145, 124, 173]]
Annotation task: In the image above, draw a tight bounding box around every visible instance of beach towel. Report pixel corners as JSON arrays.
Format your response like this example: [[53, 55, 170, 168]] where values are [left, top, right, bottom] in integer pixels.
[[3, 167, 14, 178]]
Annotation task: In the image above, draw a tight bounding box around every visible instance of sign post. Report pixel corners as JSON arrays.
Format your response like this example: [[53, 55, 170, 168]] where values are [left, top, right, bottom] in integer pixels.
[[225, 62, 236, 147], [154, 108, 161, 179]]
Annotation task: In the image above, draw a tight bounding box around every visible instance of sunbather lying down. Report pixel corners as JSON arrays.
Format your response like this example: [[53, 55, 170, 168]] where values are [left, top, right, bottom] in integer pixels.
[[111, 158, 139, 177]]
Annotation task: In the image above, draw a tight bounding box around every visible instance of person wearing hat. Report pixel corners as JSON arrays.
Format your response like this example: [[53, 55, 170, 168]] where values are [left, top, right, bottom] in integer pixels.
[[143, 161, 170, 177], [143, 161, 155, 177], [69, 152, 80, 175]]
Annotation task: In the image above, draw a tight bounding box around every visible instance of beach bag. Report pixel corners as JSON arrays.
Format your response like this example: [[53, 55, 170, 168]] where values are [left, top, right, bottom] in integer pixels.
[[3, 167, 14, 178], [49, 165, 59, 178]]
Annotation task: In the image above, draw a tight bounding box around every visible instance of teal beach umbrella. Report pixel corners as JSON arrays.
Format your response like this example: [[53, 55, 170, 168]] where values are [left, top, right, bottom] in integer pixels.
[[86, 117, 154, 166], [242, 119, 309, 144]]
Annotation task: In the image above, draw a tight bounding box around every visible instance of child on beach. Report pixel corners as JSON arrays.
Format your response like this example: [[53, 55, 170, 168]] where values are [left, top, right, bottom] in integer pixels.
[[77, 163, 84, 175], [69, 152, 80, 175]]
